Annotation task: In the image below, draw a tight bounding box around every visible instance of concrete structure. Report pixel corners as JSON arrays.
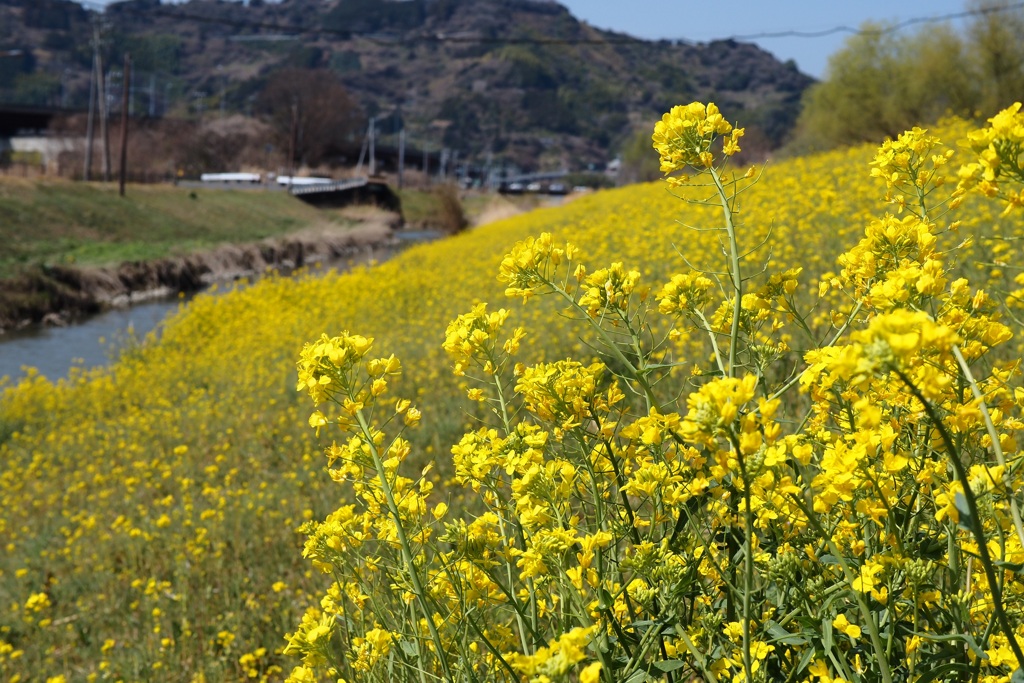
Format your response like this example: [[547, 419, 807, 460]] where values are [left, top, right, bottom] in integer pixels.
[[0, 104, 84, 174], [2, 135, 83, 173]]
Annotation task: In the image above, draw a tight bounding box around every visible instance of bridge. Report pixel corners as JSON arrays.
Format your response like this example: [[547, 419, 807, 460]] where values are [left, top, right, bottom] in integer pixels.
[[288, 176, 400, 212], [0, 104, 81, 137]]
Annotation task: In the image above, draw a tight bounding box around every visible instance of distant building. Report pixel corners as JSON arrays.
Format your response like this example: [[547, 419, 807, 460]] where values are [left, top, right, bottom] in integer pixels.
[[0, 104, 82, 174]]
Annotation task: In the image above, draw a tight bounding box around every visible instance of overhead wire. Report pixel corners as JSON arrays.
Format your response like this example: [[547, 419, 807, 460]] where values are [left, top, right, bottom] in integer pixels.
[[726, 1, 1024, 40], [68, 1, 1024, 48]]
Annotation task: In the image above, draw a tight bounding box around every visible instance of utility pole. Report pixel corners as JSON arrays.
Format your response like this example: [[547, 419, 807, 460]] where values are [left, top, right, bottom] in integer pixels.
[[439, 148, 449, 181], [98, 56, 111, 182], [60, 68, 69, 109], [398, 128, 405, 189], [288, 100, 298, 179], [119, 53, 131, 197], [356, 129, 368, 175], [368, 116, 376, 177], [84, 51, 97, 181]]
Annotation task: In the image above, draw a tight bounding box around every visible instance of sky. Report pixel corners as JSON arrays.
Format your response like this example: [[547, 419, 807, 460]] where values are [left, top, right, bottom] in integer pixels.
[[72, 0, 975, 78], [557, 0, 971, 78]]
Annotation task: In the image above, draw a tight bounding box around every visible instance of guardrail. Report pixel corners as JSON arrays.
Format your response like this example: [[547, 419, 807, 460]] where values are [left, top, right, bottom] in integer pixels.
[[287, 177, 369, 195]]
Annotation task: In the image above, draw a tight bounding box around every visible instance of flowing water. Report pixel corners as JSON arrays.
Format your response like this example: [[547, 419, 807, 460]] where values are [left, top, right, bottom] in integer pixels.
[[0, 230, 441, 384], [0, 296, 187, 383]]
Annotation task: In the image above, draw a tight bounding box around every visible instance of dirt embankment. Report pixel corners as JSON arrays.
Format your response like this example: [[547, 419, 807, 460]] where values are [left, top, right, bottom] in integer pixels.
[[0, 220, 399, 332]]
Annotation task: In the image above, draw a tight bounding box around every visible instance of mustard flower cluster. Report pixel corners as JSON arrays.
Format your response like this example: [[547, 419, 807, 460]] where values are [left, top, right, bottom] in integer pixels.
[[652, 101, 745, 183], [870, 126, 956, 213], [287, 103, 1024, 683], [958, 102, 1024, 214]]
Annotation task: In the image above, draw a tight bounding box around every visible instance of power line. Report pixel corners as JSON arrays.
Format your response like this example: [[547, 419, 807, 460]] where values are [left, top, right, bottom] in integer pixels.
[[73, 0, 1024, 47], [85, 3, 648, 45], [725, 1, 1024, 41]]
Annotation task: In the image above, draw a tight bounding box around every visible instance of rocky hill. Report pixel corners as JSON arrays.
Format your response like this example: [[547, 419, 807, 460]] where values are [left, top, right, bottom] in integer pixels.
[[0, 0, 814, 171]]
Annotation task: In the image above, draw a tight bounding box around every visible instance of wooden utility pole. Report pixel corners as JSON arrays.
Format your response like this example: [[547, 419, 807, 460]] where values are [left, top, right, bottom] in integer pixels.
[[288, 100, 298, 179], [83, 51, 97, 181], [398, 128, 405, 189], [98, 53, 111, 182], [356, 132, 368, 175], [368, 116, 376, 177], [118, 53, 131, 197]]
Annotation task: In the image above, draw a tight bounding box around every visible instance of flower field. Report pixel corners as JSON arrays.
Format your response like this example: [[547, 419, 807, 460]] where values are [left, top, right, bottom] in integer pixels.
[[2, 107, 1024, 682]]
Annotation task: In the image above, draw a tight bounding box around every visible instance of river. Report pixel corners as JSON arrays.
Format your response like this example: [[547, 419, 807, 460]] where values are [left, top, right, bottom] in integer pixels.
[[0, 295, 187, 383], [0, 230, 441, 384]]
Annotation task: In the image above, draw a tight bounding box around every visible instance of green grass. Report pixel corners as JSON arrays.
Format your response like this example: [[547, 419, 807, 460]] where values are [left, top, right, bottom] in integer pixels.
[[0, 178, 337, 277], [397, 188, 447, 227]]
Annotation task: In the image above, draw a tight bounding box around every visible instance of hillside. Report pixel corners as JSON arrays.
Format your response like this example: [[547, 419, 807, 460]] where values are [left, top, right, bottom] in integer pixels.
[[0, 0, 813, 171]]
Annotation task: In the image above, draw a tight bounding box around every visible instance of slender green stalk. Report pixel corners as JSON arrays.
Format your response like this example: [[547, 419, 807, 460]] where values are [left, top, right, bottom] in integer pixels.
[[951, 344, 1024, 551], [741, 468, 755, 683], [792, 495, 895, 683], [709, 166, 743, 379], [676, 627, 720, 683], [894, 368, 1024, 669], [693, 308, 728, 376], [354, 410, 455, 683], [547, 277, 660, 409]]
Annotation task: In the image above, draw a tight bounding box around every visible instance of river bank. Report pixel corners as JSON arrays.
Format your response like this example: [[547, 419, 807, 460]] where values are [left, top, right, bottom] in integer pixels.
[[0, 219, 400, 332]]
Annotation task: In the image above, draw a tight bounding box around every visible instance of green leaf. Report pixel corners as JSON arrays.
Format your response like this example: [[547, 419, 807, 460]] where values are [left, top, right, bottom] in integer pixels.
[[766, 620, 810, 646], [918, 631, 987, 659], [623, 669, 649, 683], [652, 660, 687, 673], [794, 647, 815, 676], [914, 663, 973, 683], [996, 559, 1024, 573], [1012, 669, 1024, 683], [954, 491, 974, 531]]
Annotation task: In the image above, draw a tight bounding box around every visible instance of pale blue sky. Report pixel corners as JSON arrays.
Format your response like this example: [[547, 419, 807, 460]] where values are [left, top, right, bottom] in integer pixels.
[[558, 0, 970, 77], [74, 0, 974, 78]]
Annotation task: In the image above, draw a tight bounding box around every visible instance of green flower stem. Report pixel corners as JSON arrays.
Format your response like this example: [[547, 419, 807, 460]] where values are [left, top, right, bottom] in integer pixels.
[[731, 434, 755, 683], [692, 308, 728, 376], [490, 358, 513, 435], [709, 166, 743, 379], [951, 344, 1024, 552], [547, 277, 660, 409], [791, 495, 894, 683], [742, 482, 755, 683], [485, 359, 542, 654], [676, 627, 720, 683], [354, 409, 455, 683], [493, 514, 535, 655], [893, 368, 1024, 670]]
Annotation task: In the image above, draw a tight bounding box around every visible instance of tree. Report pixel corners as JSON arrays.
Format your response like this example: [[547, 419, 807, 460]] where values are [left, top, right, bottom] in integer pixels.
[[618, 127, 661, 184], [967, 0, 1024, 114], [257, 68, 364, 169], [789, 22, 979, 153], [788, 2, 1024, 154]]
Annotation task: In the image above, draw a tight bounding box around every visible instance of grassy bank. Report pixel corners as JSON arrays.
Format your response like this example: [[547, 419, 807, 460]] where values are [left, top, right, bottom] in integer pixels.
[[0, 178, 331, 278]]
